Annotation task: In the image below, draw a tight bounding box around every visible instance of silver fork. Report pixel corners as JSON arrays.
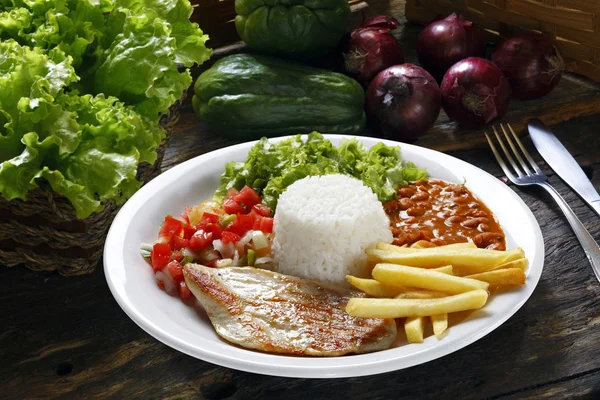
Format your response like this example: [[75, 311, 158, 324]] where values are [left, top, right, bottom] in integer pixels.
[[485, 123, 600, 282]]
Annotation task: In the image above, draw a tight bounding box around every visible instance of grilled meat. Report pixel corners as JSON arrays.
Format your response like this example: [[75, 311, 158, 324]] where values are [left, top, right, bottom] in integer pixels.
[[183, 264, 397, 356]]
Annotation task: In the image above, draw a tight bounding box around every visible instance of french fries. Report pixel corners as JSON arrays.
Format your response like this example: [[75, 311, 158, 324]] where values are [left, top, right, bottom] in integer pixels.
[[346, 290, 489, 318], [394, 290, 447, 299], [367, 246, 524, 272], [346, 276, 404, 298], [372, 264, 489, 294], [347, 265, 453, 298], [433, 265, 453, 275], [431, 314, 448, 338], [405, 317, 425, 343], [349, 241, 528, 345], [466, 268, 526, 285], [490, 257, 529, 272]]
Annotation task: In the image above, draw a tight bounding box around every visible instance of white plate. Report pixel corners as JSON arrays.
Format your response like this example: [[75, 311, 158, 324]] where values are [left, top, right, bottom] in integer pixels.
[[104, 135, 544, 378]]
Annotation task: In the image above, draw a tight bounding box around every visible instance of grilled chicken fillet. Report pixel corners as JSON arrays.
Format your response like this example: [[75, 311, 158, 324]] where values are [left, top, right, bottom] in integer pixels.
[[183, 264, 397, 356]]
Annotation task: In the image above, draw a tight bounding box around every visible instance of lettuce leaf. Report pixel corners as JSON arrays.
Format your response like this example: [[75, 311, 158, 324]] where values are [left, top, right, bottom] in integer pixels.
[[215, 133, 428, 210], [0, 1, 211, 218]]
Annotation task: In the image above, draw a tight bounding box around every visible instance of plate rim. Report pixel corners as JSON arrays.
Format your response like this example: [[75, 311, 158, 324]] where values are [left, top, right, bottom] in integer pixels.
[[104, 134, 544, 378]]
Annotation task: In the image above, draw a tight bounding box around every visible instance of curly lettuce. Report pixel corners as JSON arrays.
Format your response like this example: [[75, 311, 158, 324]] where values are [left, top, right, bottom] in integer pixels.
[[0, 1, 211, 218], [215, 132, 428, 210]]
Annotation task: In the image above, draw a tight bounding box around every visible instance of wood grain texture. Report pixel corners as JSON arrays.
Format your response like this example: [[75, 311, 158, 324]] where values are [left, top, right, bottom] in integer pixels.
[[3, 1, 600, 399], [2, 113, 599, 400]]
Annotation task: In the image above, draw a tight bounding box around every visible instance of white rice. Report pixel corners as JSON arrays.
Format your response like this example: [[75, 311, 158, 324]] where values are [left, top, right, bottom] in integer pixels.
[[272, 174, 393, 286]]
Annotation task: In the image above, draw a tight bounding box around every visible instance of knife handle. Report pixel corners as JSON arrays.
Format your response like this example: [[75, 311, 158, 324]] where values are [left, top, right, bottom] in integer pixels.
[[540, 182, 600, 282]]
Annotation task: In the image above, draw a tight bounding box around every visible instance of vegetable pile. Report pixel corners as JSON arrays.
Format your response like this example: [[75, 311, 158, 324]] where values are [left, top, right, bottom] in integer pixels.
[[214, 132, 428, 210], [143, 186, 275, 300], [0, 0, 211, 218]]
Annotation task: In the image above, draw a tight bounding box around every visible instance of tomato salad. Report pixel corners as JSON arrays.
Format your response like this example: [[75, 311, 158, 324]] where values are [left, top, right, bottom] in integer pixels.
[[141, 186, 275, 301]]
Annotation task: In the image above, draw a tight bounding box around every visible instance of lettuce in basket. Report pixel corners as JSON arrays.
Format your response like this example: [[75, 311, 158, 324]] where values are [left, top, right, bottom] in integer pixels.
[[0, 1, 211, 218]]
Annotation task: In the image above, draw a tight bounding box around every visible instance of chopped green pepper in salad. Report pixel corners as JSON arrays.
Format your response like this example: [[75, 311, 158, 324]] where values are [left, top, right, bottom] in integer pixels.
[[214, 132, 428, 210]]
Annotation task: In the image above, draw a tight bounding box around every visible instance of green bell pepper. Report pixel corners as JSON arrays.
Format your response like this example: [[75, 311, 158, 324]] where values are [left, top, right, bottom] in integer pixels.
[[235, 0, 350, 59]]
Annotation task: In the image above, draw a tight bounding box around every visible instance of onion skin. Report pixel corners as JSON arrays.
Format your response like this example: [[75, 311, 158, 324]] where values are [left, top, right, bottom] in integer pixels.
[[492, 32, 564, 100], [440, 57, 511, 128], [417, 13, 486, 82], [343, 15, 404, 86], [366, 64, 441, 141]]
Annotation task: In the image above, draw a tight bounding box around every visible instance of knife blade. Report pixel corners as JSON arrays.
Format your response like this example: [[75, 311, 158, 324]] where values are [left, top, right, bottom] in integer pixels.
[[528, 118, 600, 218]]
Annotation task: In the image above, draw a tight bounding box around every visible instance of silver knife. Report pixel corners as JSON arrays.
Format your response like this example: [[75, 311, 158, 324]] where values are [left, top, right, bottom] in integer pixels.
[[528, 118, 600, 218]]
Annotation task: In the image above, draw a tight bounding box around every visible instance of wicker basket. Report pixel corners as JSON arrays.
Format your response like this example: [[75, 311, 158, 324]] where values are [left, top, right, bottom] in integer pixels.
[[0, 91, 186, 276], [405, 0, 600, 82]]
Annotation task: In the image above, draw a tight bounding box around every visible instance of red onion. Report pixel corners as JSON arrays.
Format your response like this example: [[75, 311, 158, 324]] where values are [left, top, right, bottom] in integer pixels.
[[492, 32, 564, 100], [417, 13, 486, 82], [440, 57, 511, 128], [366, 64, 441, 141], [343, 15, 404, 86]]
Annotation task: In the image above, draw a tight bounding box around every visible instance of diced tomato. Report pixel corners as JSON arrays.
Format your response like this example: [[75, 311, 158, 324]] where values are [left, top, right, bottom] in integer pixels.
[[188, 229, 213, 250], [227, 213, 254, 235], [169, 251, 184, 263], [222, 231, 241, 244], [157, 280, 165, 290], [234, 186, 261, 208], [167, 260, 184, 282], [151, 242, 171, 271], [252, 203, 272, 217], [180, 206, 192, 225], [183, 224, 196, 240], [201, 211, 220, 224], [205, 259, 220, 268], [259, 217, 274, 234], [179, 281, 193, 301], [203, 222, 222, 240], [222, 198, 246, 215], [226, 187, 239, 199], [170, 235, 189, 250], [158, 216, 184, 242]]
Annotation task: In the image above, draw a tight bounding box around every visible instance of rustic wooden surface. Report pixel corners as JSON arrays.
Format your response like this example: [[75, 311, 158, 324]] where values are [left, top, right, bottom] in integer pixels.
[[3, 1, 600, 399]]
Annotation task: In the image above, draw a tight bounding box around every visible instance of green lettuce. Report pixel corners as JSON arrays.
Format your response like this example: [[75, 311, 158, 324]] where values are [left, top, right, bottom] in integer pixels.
[[0, 1, 211, 218], [215, 132, 428, 210]]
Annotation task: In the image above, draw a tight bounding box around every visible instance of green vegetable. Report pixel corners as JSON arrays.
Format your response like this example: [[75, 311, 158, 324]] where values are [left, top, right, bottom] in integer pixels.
[[0, 0, 211, 219], [193, 54, 366, 139], [181, 256, 195, 266], [214, 132, 428, 209], [235, 0, 349, 59], [219, 214, 237, 228], [247, 249, 256, 266]]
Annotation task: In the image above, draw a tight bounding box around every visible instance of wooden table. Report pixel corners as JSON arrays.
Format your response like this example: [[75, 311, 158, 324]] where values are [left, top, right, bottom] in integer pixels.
[[3, 2, 600, 399]]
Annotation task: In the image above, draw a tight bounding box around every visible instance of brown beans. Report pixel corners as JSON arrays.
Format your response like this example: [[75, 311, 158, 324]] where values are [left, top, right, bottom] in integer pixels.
[[473, 232, 503, 248], [405, 229, 422, 242], [399, 198, 414, 210], [452, 196, 469, 204], [386, 180, 505, 251], [462, 217, 489, 228], [446, 215, 464, 224], [411, 192, 429, 201], [398, 187, 416, 198], [430, 238, 447, 246], [406, 207, 425, 217], [429, 186, 442, 195]]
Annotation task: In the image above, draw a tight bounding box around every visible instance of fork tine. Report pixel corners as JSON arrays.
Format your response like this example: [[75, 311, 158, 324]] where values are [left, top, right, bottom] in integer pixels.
[[500, 124, 532, 176], [492, 126, 524, 178], [485, 131, 518, 184], [507, 123, 543, 174]]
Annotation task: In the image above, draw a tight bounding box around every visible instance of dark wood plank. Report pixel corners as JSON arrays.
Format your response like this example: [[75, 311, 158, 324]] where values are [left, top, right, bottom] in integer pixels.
[[499, 369, 600, 399], [3, 1, 600, 399], [3, 113, 599, 399]]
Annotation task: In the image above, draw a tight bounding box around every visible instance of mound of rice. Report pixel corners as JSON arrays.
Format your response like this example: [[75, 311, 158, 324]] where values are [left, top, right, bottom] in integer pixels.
[[272, 174, 393, 286]]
